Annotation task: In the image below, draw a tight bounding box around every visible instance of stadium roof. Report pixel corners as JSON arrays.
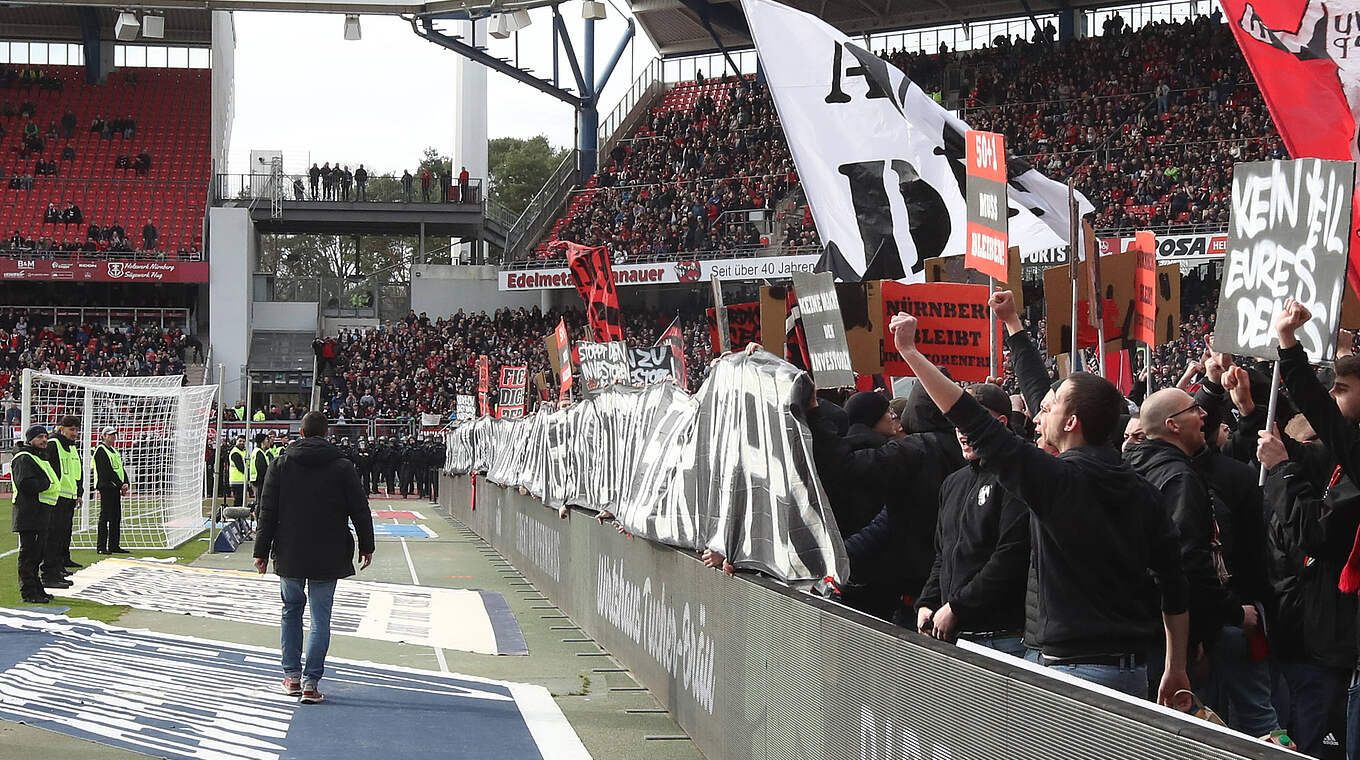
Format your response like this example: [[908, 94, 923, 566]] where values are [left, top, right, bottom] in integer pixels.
[[0, 5, 213, 45], [628, 0, 1140, 57]]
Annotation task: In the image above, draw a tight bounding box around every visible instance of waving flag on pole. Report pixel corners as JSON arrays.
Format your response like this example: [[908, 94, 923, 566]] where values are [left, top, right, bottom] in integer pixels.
[[1219, 0, 1360, 292], [556, 241, 625, 342], [738, 0, 1093, 283]]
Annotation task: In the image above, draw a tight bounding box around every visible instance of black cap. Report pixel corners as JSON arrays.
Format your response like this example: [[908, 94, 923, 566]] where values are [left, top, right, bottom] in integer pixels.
[[967, 383, 1011, 416], [24, 424, 46, 443], [844, 391, 890, 429]]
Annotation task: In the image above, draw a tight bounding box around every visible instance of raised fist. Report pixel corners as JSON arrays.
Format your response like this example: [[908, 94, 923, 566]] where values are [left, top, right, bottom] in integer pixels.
[[988, 290, 1018, 323], [1275, 298, 1312, 341], [889, 312, 919, 356]]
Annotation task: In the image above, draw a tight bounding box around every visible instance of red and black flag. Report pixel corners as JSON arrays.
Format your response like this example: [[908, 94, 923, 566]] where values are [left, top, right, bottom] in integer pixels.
[[557, 241, 625, 342], [784, 287, 811, 371], [656, 316, 687, 392]]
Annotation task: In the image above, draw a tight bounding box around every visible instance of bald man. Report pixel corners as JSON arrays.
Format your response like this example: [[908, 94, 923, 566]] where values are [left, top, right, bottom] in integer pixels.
[[1125, 387, 1279, 735]]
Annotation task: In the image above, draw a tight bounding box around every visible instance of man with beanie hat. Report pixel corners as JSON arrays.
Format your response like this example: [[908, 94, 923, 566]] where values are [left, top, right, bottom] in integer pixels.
[[93, 426, 131, 554], [43, 415, 82, 588], [806, 385, 964, 623], [12, 425, 57, 603], [916, 383, 1030, 657]]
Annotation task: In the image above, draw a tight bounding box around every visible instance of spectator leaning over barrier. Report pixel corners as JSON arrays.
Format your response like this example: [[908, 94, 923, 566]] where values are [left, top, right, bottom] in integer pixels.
[[253, 411, 374, 705], [887, 292, 1190, 704]]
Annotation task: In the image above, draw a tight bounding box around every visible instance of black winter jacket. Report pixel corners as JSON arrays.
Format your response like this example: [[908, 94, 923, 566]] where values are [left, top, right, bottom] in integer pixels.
[[916, 463, 1030, 634], [10, 443, 53, 532], [1126, 439, 1245, 645], [254, 437, 375, 579], [946, 391, 1188, 658], [1264, 452, 1359, 667]]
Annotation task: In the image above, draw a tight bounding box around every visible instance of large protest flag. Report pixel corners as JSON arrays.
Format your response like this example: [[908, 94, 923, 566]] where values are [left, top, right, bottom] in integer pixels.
[[1218, 0, 1360, 293], [656, 317, 688, 392], [739, 0, 1092, 282], [557, 241, 625, 342]]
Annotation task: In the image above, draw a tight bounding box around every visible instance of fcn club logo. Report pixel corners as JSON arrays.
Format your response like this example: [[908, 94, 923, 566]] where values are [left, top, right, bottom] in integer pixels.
[[107, 262, 125, 278], [676, 260, 701, 283]]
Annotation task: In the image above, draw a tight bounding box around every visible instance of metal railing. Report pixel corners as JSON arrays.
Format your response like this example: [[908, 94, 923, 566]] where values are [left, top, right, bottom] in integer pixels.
[[213, 173, 485, 206], [504, 150, 580, 261], [599, 58, 665, 151], [0, 247, 203, 261], [0, 304, 190, 328]]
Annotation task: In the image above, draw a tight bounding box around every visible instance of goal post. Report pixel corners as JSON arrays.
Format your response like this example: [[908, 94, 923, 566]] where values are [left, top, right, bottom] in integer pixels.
[[21, 370, 218, 549]]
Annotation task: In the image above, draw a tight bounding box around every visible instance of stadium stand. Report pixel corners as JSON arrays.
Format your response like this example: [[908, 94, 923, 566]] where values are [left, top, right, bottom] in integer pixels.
[[0, 65, 209, 257], [518, 17, 1282, 265]]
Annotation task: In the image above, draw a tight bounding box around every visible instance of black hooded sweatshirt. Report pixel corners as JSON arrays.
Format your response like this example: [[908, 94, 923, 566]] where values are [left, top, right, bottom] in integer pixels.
[[254, 436, 375, 580], [946, 391, 1188, 658]]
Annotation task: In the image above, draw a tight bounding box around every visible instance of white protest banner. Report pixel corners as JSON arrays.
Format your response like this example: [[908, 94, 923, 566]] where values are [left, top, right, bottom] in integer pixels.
[[1214, 159, 1355, 363], [455, 395, 475, 421], [739, 0, 1092, 282], [628, 346, 680, 385], [791, 271, 856, 388], [575, 341, 631, 392], [496, 366, 528, 419], [420, 413, 443, 427]]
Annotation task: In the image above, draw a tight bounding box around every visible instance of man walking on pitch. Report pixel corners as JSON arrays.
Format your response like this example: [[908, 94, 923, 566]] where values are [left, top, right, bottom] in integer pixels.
[[93, 426, 131, 554], [254, 411, 374, 704], [12, 425, 58, 603], [42, 415, 82, 588]]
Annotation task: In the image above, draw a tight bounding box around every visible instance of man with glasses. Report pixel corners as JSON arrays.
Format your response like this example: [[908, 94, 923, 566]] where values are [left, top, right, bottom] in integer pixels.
[[1126, 388, 1279, 735]]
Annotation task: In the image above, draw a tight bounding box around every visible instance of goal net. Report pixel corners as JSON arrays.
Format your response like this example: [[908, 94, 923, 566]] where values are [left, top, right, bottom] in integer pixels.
[[21, 370, 218, 550]]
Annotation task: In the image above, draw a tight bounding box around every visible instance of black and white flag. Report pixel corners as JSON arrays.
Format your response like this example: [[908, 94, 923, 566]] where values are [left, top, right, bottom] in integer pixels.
[[739, 0, 1094, 282], [1214, 158, 1354, 363]]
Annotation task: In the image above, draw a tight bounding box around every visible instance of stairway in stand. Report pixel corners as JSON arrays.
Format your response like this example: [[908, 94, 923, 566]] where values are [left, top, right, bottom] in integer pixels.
[[185, 363, 206, 386]]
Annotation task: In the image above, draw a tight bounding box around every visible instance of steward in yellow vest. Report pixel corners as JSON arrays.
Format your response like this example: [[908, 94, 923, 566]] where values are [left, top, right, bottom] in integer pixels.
[[93, 426, 131, 554], [12, 425, 58, 603], [43, 415, 83, 585]]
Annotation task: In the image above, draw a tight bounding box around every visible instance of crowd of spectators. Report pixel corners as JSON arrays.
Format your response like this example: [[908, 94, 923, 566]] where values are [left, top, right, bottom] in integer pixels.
[[316, 306, 714, 420], [285, 163, 473, 205], [537, 77, 795, 262], [0, 311, 191, 399]]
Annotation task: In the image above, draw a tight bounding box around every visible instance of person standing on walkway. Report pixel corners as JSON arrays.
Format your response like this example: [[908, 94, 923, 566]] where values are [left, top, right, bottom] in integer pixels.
[[12, 425, 58, 603], [229, 435, 248, 508], [42, 415, 82, 588], [253, 411, 374, 705], [92, 426, 131, 554]]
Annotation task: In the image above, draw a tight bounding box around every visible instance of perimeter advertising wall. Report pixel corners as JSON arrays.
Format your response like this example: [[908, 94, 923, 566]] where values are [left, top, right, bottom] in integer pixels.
[[442, 475, 1286, 760]]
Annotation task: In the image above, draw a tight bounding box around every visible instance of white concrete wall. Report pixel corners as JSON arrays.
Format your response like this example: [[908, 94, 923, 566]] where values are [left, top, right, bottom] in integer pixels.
[[252, 301, 318, 332], [411, 265, 544, 317], [208, 206, 253, 402], [210, 11, 236, 175]]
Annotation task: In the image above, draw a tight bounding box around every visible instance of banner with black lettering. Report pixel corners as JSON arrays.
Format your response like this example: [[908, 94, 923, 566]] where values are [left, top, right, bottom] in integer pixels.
[[707, 302, 761, 353], [739, 0, 1092, 282], [1132, 231, 1158, 346], [1214, 159, 1354, 362], [791, 271, 855, 388], [965, 130, 1009, 281], [575, 341, 631, 392], [629, 346, 680, 385], [497, 366, 527, 419], [881, 282, 1000, 382], [559, 241, 625, 342]]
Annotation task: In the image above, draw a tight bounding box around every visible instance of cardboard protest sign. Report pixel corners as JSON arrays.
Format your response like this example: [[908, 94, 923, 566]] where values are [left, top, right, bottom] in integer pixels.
[[1156, 263, 1182, 345], [760, 286, 787, 356], [710, 275, 730, 353], [1132, 231, 1158, 346], [1043, 252, 1138, 356], [476, 355, 490, 417], [836, 281, 884, 375], [497, 366, 527, 419], [1214, 159, 1354, 362], [1342, 280, 1360, 331], [708, 302, 761, 353], [965, 130, 1009, 281], [575, 341, 630, 392], [924, 249, 1024, 310], [628, 346, 679, 385], [881, 282, 1000, 382], [791, 271, 855, 388]]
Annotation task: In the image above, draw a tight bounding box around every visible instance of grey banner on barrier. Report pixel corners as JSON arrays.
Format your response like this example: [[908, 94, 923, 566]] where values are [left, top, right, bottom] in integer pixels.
[[443, 476, 1288, 760], [446, 349, 847, 586]]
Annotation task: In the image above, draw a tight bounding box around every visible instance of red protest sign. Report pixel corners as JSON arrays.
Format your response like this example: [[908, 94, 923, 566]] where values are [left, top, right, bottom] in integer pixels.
[[707, 302, 760, 352], [1132, 231, 1158, 346], [964, 130, 1009, 281], [477, 355, 490, 417], [881, 282, 1001, 383]]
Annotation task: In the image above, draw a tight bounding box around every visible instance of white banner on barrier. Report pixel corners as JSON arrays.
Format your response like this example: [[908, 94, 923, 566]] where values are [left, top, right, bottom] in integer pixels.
[[499, 254, 820, 291]]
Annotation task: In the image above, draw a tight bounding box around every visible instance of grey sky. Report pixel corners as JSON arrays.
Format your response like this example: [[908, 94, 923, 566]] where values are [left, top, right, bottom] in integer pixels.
[[226, 7, 659, 177]]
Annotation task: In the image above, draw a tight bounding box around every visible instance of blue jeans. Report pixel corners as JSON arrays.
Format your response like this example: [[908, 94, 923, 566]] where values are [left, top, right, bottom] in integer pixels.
[[1278, 662, 1347, 757], [963, 633, 1028, 659], [1025, 649, 1148, 698], [1199, 626, 1280, 737], [280, 577, 337, 686]]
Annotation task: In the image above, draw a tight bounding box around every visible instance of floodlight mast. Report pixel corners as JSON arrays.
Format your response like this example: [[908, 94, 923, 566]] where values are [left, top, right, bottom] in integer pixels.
[[407, 5, 635, 179]]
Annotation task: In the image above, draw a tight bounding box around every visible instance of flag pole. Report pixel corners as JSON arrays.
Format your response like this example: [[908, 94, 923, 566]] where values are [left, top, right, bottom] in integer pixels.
[[988, 276, 998, 379], [1068, 184, 1080, 369], [1259, 361, 1283, 487], [711, 274, 731, 353]]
